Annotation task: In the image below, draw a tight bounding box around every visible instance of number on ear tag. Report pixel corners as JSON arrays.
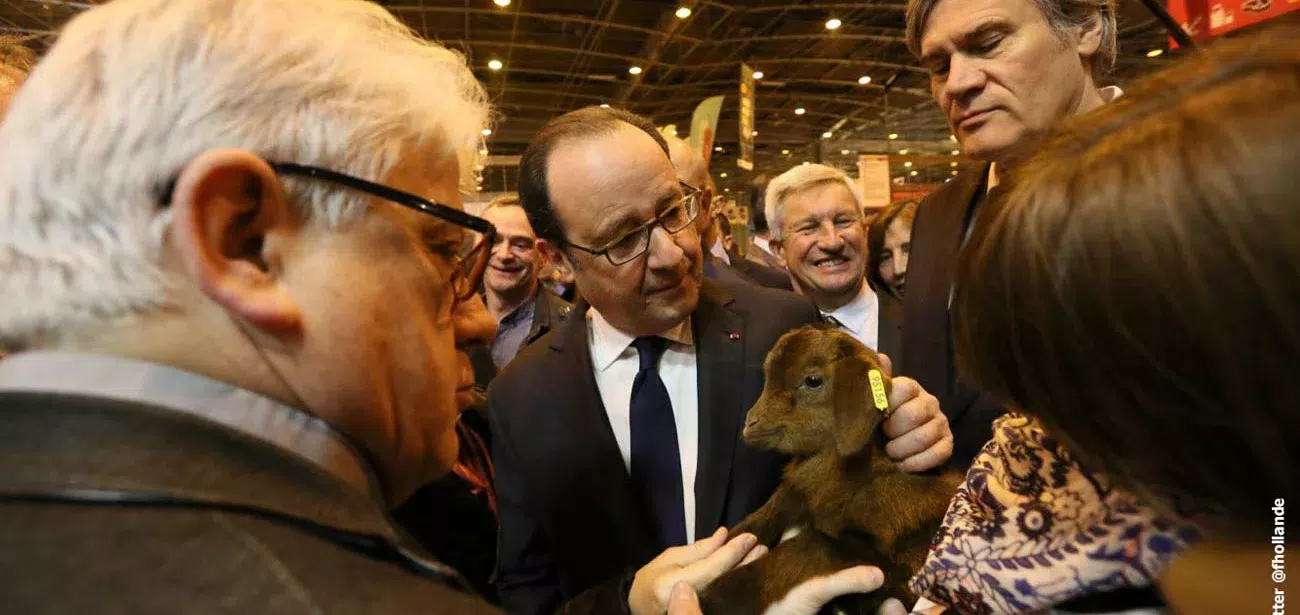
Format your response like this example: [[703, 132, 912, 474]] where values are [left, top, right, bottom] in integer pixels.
[[868, 369, 890, 415]]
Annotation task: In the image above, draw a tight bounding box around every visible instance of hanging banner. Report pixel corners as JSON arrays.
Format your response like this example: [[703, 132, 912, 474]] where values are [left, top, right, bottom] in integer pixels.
[[738, 63, 755, 171], [858, 154, 892, 208], [1167, 0, 1299, 47], [689, 95, 725, 169]]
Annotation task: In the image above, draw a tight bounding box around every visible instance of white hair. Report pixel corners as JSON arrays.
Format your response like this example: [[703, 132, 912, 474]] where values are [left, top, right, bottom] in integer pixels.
[[0, 0, 490, 349], [764, 164, 865, 241]]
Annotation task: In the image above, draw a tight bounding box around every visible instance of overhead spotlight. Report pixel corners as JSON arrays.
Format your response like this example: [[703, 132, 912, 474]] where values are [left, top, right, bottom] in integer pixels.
[[752, 130, 759, 137], [858, 75, 872, 85], [488, 59, 503, 71], [840, 149, 851, 155], [910, 170, 919, 177], [801, 161, 811, 166], [951, 149, 961, 155], [888, 133, 899, 140], [481, 128, 493, 136], [752, 70, 764, 79], [724, 188, 731, 192], [720, 172, 728, 178], [493, 0, 512, 6], [600, 103, 611, 108], [781, 149, 791, 155], [903, 161, 913, 168], [794, 107, 806, 115], [951, 161, 959, 167], [715, 146, 724, 152], [822, 131, 833, 139], [949, 134, 958, 141], [898, 149, 909, 155], [1147, 48, 1164, 58], [675, 6, 692, 19], [629, 66, 643, 75], [825, 18, 842, 30]]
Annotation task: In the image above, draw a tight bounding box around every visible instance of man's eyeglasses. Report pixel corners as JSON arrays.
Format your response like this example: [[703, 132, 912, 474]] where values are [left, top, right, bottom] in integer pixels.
[[268, 162, 496, 303], [566, 182, 708, 267]]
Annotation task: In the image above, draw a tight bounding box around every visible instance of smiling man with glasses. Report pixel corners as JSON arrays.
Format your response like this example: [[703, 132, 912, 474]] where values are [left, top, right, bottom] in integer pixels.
[[488, 106, 954, 615]]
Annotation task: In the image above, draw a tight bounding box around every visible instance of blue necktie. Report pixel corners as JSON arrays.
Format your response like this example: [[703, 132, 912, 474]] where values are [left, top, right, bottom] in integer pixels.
[[629, 336, 687, 549]]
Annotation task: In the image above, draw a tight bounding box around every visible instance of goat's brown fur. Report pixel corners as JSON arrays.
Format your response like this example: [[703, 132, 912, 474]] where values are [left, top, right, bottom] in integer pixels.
[[701, 325, 962, 614]]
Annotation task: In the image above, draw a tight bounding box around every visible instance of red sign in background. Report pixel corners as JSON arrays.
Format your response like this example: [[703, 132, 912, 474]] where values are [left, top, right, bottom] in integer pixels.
[[1167, 0, 1299, 46]]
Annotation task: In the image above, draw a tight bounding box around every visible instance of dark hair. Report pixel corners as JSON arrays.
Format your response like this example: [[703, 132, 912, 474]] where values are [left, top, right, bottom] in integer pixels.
[[748, 174, 772, 234], [952, 28, 1300, 539], [517, 106, 669, 248], [866, 200, 919, 298]]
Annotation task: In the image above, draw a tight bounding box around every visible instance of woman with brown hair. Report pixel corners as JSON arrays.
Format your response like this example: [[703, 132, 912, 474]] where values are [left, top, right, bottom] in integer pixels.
[[921, 26, 1298, 615], [867, 200, 919, 299]]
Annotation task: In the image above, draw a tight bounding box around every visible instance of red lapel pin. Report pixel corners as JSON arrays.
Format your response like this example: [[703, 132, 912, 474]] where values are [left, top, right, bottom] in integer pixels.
[[728, 332, 740, 341]]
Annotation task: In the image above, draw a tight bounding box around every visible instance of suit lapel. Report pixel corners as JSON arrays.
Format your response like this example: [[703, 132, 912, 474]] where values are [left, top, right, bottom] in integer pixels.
[[691, 281, 746, 539], [901, 163, 989, 397], [547, 301, 658, 559]]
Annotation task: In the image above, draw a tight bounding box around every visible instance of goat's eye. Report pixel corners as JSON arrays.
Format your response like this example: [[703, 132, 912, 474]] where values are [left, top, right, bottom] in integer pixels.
[[802, 375, 824, 389]]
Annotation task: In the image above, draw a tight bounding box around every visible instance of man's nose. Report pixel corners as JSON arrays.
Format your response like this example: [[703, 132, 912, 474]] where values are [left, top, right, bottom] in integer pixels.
[[646, 225, 688, 272], [944, 53, 986, 107], [453, 293, 497, 348], [815, 224, 845, 251]]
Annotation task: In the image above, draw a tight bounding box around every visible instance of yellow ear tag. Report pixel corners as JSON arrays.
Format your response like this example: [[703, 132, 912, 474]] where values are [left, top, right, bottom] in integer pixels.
[[868, 369, 890, 416]]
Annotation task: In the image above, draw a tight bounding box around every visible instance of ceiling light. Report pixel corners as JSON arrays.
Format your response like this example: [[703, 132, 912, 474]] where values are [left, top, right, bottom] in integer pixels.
[[794, 107, 806, 115], [888, 133, 899, 140], [720, 172, 728, 178], [950, 134, 958, 141], [858, 75, 872, 85], [724, 188, 731, 192], [493, 0, 511, 6], [481, 128, 493, 136], [715, 146, 724, 152], [675, 6, 692, 19], [825, 18, 842, 30], [1147, 48, 1164, 58], [782, 149, 791, 155], [898, 149, 909, 155], [629, 66, 643, 75], [752, 70, 764, 80], [840, 149, 851, 155], [822, 131, 832, 139], [951, 161, 959, 167], [951, 149, 961, 155], [752, 130, 758, 137], [488, 59, 503, 71], [952, 171, 959, 176], [910, 170, 918, 177], [600, 103, 610, 108], [801, 161, 811, 166], [903, 161, 913, 168]]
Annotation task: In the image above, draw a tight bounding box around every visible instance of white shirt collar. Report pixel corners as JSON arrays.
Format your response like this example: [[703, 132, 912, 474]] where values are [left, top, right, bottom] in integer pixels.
[[709, 238, 731, 265], [821, 283, 878, 336], [0, 351, 380, 499], [587, 309, 694, 372], [989, 85, 1125, 193]]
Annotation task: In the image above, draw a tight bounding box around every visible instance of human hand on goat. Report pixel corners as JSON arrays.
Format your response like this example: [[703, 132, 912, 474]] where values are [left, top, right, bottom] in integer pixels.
[[877, 353, 953, 473], [664, 567, 907, 615], [630, 527, 768, 615]]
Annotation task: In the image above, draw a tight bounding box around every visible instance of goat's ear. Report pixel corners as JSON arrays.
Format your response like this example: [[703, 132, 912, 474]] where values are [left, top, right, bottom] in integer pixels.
[[832, 355, 878, 456]]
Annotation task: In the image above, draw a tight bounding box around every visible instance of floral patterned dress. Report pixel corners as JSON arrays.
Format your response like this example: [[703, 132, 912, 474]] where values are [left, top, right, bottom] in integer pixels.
[[908, 414, 1201, 615]]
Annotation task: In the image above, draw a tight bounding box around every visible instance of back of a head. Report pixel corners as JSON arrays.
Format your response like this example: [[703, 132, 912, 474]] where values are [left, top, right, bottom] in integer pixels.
[[953, 28, 1300, 538], [666, 135, 709, 190], [0, 35, 35, 116], [517, 105, 668, 248], [0, 0, 488, 349]]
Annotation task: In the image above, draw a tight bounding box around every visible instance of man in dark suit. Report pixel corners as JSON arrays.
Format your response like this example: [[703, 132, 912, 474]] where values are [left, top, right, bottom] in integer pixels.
[[762, 163, 911, 363], [490, 106, 955, 615], [900, 0, 1125, 466]]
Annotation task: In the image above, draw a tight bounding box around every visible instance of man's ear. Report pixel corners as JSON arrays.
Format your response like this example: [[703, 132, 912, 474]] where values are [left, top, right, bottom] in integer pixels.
[[169, 148, 303, 335], [536, 238, 575, 274], [768, 238, 784, 260], [832, 355, 884, 456], [1077, 14, 1104, 63]]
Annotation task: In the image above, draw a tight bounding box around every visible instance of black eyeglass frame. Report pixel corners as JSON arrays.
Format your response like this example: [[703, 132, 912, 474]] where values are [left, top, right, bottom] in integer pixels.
[[564, 181, 709, 267], [268, 162, 496, 303]]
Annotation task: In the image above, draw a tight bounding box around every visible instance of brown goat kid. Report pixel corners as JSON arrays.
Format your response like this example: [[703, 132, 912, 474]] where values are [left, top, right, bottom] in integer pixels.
[[701, 325, 961, 614]]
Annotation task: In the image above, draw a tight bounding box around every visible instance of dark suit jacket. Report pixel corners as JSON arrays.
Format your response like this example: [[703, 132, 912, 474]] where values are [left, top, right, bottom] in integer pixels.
[[729, 257, 794, 291], [899, 163, 1008, 469], [0, 391, 501, 615], [488, 279, 820, 615], [876, 290, 904, 364], [526, 289, 574, 348]]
